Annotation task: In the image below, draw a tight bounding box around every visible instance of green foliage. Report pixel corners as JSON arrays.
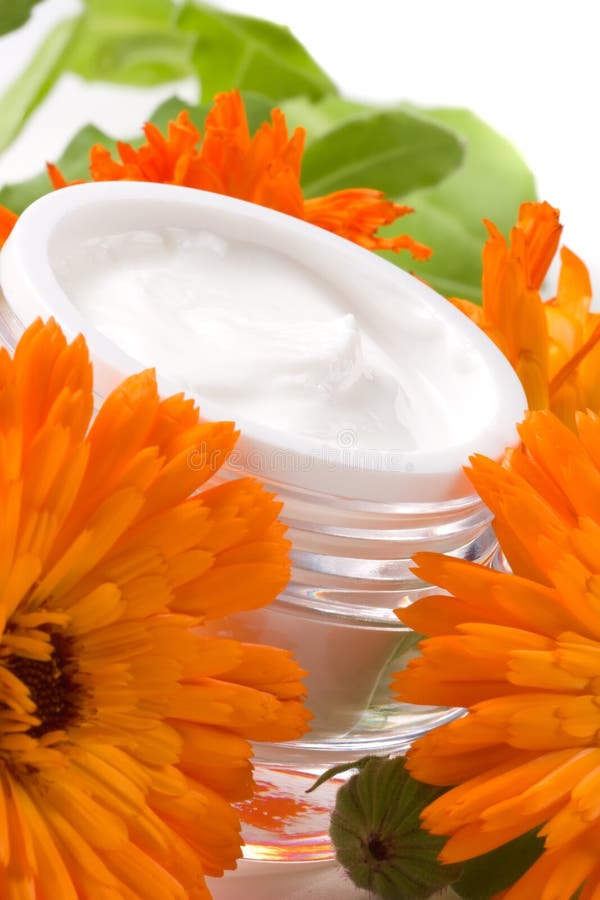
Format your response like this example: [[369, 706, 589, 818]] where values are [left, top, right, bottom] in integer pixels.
[[0, 123, 116, 214], [0, 0, 537, 306], [453, 829, 545, 899], [0, 0, 44, 37], [65, 0, 194, 86], [300, 108, 464, 198], [0, 18, 79, 153], [276, 98, 535, 301], [177, 1, 336, 102], [381, 108, 536, 301], [0, 0, 195, 154], [280, 95, 372, 143]]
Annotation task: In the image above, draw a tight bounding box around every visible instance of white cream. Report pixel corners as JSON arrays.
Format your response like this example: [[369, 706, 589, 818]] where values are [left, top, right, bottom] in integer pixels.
[[52, 225, 490, 452]]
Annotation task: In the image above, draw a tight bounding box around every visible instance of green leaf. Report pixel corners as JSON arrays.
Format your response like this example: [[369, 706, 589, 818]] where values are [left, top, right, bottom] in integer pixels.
[[453, 829, 544, 900], [233, 91, 276, 133], [177, 1, 337, 102], [0, 171, 50, 216], [0, 17, 79, 153], [280, 95, 372, 143], [81, 0, 177, 22], [64, 1, 195, 86], [144, 96, 206, 132], [300, 108, 465, 199], [0, 0, 45, 36], [0, 124, 119, 214], [53, 123, 121, 175], [0, 0, 196, 153], [381, 108, 537, 302]]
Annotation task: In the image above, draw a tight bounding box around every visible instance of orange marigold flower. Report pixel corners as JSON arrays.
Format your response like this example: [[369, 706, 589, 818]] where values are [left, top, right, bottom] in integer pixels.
[[393, 409, 600, 900], [0, 319, 310, 899], [0, 204, 18, 247], [49, 90, 430, 259], [545, 247, 600, 427], [304, 190, 431, 257], [451, 201, 599, 425]]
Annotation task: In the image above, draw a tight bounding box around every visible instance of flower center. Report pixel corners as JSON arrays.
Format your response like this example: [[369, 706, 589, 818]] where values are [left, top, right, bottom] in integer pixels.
[[8, 633, 82, 737], [366, 834, 391, 863]]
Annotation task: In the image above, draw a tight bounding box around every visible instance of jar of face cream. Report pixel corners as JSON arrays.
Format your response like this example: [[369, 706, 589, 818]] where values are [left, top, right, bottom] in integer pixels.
[[0, 182, 526, 861]]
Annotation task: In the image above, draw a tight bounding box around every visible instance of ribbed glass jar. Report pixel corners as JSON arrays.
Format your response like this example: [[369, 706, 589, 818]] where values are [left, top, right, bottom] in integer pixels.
[[206, 471, 498, 860], [215, 470, 496, 749], [0, 183, 526, 863]]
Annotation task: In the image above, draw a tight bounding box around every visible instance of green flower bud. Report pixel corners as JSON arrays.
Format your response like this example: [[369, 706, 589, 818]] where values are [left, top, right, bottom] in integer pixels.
[[329, 756, 460, 900]]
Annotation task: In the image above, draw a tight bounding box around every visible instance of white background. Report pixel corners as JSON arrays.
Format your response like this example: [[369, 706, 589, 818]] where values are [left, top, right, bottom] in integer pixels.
[[1, 0, 599, 293], [0, 2, 598, 897]]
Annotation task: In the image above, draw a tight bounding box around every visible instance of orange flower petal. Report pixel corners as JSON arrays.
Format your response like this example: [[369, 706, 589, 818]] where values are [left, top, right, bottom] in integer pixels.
[[305, 190, 431, 257], [0, 205, 17, 247], [517, 200, 562, 291]]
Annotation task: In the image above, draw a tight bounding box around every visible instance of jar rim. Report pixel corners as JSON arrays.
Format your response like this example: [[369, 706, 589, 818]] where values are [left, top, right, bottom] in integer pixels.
[[0, 181, 526, 503]]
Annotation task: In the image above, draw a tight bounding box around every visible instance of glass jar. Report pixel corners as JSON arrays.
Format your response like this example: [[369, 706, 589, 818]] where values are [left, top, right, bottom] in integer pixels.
[[206, 471, 497, 859], [0, 182, 526, 861]]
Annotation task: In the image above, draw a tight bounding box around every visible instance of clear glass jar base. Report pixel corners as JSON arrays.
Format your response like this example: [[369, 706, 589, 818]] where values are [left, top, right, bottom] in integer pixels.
[[239, 702, 462, 863], [237, 764, 345, 862], [292, 701, 463, 755]]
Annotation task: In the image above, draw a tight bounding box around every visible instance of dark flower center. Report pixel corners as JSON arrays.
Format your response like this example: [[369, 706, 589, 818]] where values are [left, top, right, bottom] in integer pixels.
[[8, 633, 82, 737], [367, 834, 391, 862]]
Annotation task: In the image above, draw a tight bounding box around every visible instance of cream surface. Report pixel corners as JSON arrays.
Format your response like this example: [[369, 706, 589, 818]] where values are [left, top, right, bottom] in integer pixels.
[[52, 226, 489, 451]]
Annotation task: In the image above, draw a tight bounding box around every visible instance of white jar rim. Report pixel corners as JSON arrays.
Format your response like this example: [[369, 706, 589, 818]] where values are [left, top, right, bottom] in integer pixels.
[[0, 181, 526, 503]]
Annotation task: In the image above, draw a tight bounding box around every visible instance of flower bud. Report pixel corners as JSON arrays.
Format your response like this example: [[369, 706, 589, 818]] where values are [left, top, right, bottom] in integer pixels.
[[329, 756, 460, 900]]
